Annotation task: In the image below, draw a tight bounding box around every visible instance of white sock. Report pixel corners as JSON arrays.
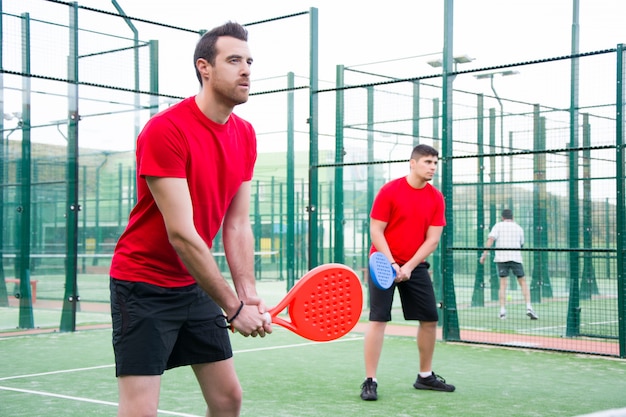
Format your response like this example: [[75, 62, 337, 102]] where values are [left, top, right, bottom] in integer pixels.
[[500, 307, 506, 314], [419, 371, 432, 378], [527, 304, 532, 310]]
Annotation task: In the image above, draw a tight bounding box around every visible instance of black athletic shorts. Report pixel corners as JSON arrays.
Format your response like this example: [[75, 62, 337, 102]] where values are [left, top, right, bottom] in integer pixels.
[[368, 262, 438, 322], [110, 278, 233, 377], [496, 261, 525, 278]]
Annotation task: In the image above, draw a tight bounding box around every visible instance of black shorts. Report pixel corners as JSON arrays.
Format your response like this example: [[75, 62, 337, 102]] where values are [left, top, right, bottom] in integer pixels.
[[368, 262, 438, 322], [496, 261, 525, 278], [110, 278, 233, 377]]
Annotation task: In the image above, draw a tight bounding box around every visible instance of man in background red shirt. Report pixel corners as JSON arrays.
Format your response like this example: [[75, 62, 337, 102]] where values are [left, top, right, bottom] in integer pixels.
[[360, 144, 455, 401]]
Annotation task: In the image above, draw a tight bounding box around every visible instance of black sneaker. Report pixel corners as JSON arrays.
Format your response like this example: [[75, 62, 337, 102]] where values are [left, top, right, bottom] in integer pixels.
[[360, 377, 378, 401], [413, 372, 455, 392]]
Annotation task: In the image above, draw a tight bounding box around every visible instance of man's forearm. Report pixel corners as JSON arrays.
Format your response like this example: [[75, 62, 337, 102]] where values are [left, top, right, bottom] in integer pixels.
[[170, 232, 241, 317], [406, 239, 440, 271], [223, 224, 257, 301], [482, 237, 494, 255]]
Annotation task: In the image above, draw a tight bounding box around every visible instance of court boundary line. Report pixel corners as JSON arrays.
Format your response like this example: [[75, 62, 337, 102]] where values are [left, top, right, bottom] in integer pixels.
[[0, 334, 364, 382], [0, 335, 363, 417], [0, 385, 202, 417]]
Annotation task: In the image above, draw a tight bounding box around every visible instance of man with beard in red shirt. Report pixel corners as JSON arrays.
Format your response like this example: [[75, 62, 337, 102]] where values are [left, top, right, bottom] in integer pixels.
[[110, 21, 271, 417]]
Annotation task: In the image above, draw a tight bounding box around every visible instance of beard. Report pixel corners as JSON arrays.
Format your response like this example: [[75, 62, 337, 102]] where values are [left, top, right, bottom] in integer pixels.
[[211, 78, 249, 107]]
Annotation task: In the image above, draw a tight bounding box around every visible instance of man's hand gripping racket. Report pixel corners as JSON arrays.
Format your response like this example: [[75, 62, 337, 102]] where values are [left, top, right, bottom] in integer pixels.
[[261, 263, 363, 342]]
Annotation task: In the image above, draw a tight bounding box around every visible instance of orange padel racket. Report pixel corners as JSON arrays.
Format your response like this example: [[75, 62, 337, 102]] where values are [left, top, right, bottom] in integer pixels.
[[264, 263, 363, 342]]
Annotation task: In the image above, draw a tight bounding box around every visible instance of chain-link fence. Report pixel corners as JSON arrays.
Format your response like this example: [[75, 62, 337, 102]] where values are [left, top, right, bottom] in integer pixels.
[[1, 0, 624, 358]]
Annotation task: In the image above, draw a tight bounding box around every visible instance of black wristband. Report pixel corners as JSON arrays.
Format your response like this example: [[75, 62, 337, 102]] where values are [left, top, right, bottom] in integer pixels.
[[227, 301, 245, 324]]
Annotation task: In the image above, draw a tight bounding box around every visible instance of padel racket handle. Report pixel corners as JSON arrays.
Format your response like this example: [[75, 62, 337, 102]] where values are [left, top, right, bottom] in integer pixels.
[[230, 311, 273, 333]]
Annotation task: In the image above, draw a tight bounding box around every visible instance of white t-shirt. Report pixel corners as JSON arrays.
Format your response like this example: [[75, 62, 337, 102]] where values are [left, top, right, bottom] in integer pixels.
[[488, 220, 524, 263]]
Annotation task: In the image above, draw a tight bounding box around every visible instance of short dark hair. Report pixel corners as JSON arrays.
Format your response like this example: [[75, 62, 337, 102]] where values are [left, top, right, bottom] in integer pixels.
[[193, 21, 248, 85], [411, 144, 439, 160], [502, 209, 513, 219]]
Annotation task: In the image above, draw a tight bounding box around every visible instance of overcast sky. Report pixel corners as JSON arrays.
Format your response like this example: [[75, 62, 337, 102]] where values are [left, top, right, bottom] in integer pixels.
[[77, 0, 625, 79]]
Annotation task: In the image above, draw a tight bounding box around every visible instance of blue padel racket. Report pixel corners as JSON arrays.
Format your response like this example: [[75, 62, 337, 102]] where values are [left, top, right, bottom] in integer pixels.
[[368, 252, 396, 290]]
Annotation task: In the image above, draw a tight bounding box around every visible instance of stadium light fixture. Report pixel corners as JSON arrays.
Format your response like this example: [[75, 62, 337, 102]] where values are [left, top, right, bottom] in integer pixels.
[[474, 70, 519, 79], [427, 54, 474, 71]]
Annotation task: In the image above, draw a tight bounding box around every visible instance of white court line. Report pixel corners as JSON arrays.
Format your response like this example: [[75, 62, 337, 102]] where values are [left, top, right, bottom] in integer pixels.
[[0, 385, 202, 417], [517, 324, 566, 333], [0, 364, 114, 382], [0, 335, 363, 382], [0, 334, 364, 416], [517, 319, 619, 334]]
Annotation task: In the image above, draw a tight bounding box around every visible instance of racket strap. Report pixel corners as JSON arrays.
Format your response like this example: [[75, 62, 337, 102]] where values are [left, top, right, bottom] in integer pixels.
[[215, 300, 244, 329]]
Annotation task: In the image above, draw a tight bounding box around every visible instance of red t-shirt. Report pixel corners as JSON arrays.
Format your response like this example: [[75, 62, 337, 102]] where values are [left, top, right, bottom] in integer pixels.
[[369, 177, 446, 265], [110, 97, 257, 287]]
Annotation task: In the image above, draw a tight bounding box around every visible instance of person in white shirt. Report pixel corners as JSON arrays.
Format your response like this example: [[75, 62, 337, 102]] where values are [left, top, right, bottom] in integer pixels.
[[479, 209, 538, 320]]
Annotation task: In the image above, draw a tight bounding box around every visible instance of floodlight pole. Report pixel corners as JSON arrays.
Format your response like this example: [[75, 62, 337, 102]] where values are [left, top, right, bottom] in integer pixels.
[[0, 0, 6, 307], [566, 0, 582, 337], [0, 116, 22, 306], [17, 12, 34, 328], [111, 0, 140, 141], [307, 7, 319, 269], [440, 0, 460, 341], [475, 70, 519, 191], [60, 3, 80, 332], [491, 76, 504, 186]]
